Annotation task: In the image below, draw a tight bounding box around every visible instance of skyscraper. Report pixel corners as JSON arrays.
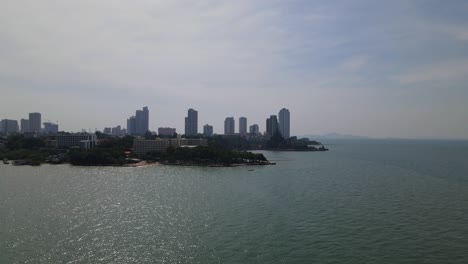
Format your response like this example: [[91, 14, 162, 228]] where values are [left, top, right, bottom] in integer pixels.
[[184, 108, 198, 136], [224, 117, 235, 135], [29, 112, 41, 133], [20, 119, 30, 133], [127, 107, 149, 136], [278, 108, 290, 139], [203, 124, 213, 137], [266, 115, 278, 136], [127, 116, 136, 135], [239, 117, 247, 134], [135, 106, 149, 136]]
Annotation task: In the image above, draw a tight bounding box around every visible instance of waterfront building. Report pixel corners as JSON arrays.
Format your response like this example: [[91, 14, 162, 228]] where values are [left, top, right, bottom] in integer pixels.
[[266, 115, 278, 136], [239, 117, 247, 134], [158, 127, 177, 136], [133, 138, 208, 155], [135, 106, 149, 136], [184, 108, 198, 136], [126, 107, 149, 136], [224, 117, 235, 135], [278, 108, 290, 139], [203, 124, 213, 137], [249, 124, 260, 134], [0, 119, 19, 135], [127, 116, 136, 135], [56, 133, 97, 148], [43, 122, 59, 134], [21, 119, 30, 133], [29, 112, 41, 133]]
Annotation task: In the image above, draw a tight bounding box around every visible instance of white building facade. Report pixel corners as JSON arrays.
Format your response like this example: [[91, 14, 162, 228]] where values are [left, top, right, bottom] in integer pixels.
[[133, 138, 208, 155]]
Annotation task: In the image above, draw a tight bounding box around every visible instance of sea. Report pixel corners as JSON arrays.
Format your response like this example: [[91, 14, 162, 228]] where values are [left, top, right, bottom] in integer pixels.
[[1, 139, 468, 263]]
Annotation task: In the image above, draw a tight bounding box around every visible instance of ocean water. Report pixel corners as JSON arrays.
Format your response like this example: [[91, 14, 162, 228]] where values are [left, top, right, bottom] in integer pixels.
[[1, 139, 468, 263]]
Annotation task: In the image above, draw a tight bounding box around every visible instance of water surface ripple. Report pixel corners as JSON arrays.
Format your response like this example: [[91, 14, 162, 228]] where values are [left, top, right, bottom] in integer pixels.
[[1, 139, 467, 263]]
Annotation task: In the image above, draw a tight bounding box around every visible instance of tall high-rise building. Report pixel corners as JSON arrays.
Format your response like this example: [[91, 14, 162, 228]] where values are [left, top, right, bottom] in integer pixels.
[[278, 108, 290, 139], [224, 117, 235, 135], [21, 119, 30, 133], [29, 112, 41, 133], [184, 108, 198, 136], [127, 116, 136, 135], [249, 124, 259, 134], [136, 110, 143, 134], [135, 106, 149, 136], [203, 124, 213, 137], [239, 117, 247, 134], [43, 122, 59, 134], [266, 115, 278, 136], [1, 119, 19, 135], [126, 107, 149, 136]]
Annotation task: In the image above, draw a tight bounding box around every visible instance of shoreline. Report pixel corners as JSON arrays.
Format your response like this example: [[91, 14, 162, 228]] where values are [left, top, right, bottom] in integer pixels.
[[1, 160, 274, 168]]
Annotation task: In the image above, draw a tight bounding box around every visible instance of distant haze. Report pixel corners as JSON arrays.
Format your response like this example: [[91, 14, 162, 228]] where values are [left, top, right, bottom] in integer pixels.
[[1, 0, 468, 139]]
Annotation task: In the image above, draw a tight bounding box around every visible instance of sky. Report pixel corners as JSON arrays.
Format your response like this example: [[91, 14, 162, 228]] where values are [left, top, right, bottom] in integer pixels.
[[1, 0, 468, 139]]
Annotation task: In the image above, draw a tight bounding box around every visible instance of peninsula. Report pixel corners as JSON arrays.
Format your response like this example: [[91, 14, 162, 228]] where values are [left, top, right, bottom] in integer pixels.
[[0, 134, 273, 167]]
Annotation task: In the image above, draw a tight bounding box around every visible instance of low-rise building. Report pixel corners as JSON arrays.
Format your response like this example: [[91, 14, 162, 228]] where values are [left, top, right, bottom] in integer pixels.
[[133, 138, 208, 155], [158, 127, 177, 136], [56, 133, 97, 148], [43, 122, 59, 134]]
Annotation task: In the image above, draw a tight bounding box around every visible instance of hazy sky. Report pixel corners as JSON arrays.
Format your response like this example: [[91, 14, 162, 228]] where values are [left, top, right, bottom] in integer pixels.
[[1, 0, 468, 139]]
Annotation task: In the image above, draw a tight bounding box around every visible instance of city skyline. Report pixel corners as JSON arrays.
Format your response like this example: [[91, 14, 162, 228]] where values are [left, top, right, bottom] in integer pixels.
[[1, 1, 468, 139], [1, 107, 292, 137]]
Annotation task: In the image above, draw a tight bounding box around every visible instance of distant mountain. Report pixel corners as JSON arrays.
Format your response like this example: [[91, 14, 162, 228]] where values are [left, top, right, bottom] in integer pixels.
[[301, 133, 371, 140]]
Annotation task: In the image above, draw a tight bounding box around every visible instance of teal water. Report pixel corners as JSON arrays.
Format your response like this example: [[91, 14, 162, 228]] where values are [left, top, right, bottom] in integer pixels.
[[1, 139, 468, 263]]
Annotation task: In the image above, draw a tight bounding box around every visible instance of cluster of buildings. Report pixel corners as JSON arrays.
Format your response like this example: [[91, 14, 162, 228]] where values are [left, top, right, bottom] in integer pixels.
[[1, 112, 58, 135], [103, 125, 126, 137], [1, 107, 291, 154], [220, 108, 290, 138], [182, 108, 291, 139]]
